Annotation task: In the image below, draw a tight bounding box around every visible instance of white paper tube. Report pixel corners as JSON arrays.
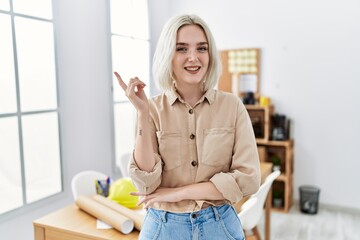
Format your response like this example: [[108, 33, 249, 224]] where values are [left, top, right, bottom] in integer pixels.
[[92, 195, 144, 231], [76, 195, 134, 234]]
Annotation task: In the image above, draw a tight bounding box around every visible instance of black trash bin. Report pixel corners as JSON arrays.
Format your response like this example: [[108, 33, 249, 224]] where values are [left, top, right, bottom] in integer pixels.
[[299, 185, 320, 214]]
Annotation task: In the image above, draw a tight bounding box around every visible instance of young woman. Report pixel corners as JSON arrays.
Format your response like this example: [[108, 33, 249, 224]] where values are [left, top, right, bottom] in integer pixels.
[[114, 14, 260, 240]]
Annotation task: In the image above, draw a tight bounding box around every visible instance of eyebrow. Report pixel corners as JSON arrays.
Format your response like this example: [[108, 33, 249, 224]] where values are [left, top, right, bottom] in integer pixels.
[[176, 42, 208, 46]]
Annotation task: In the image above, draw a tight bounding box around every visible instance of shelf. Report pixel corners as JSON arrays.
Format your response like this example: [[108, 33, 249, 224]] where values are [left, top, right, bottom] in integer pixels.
[[244, 105, 272, 110], [256, 139, 293, 147], [246, 103, 294, 213], [276, 174, 287, 182]]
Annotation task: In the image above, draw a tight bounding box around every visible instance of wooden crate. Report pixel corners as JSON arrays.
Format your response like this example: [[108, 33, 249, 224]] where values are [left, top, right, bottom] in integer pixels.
[[246, 105, 273, 143]]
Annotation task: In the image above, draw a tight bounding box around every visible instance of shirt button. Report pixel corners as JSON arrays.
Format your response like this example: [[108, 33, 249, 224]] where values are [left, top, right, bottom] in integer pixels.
[[189, 109, 194, 114], [191, 160, 198, 167], [190, 134, 195, 139]]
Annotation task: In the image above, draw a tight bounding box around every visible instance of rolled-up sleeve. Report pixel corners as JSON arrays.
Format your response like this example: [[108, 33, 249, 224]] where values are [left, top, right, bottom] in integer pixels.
[[129, 152, 162, 194], [128, 106, 163, 194], [210, 102, 261, 204]]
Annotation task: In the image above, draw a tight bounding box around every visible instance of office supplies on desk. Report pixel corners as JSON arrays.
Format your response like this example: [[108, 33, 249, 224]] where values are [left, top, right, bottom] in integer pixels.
[[76, 196, 134, 234], [95, 176, 111, 197], [93, 194, 144, 231], [107, 177, 139, 208]]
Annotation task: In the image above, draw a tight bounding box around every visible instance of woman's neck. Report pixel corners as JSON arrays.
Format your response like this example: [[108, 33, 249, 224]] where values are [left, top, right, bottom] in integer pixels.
[[175, 84, 204, 107]]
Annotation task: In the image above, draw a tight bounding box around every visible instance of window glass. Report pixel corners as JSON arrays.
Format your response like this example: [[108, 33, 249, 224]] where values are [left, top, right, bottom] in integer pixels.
[[110, 0, 149, 39], [110, 0, 149, 175], [12, 0, 52, 19], [0, 0, 61, 217], [0, 14, 17, 114], [0, 0, 9, 11], [131, 0, 149, 39], [0, 117, 23, 214], [111, 36, 150, 102], [114, 103, 136, 169], [22, 112, 61, 203], [15, 16, 57, 112], [110, 0, 131, 36]]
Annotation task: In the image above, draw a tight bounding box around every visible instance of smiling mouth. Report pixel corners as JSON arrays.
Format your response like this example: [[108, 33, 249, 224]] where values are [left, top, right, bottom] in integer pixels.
[[184, 66, 201, 72]]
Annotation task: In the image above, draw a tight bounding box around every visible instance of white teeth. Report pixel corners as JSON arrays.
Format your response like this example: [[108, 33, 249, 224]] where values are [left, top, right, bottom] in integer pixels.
[[185, 67, 200, 71]]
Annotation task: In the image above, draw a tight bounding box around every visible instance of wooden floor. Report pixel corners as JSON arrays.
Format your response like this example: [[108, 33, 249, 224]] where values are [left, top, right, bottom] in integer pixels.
[[257, 203, 360, 240]]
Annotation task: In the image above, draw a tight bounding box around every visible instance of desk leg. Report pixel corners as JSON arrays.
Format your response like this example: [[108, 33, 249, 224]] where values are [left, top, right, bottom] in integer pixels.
[[34, 226, 45, 240], [265, 187, 272, 240]]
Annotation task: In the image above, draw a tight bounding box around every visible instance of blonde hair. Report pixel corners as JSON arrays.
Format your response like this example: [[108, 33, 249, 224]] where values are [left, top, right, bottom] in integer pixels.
[[152, 14, 222, 91]]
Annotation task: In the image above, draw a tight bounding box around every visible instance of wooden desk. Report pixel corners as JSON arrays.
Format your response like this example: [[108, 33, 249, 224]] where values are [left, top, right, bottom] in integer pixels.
[[34, 162, 272, 240], [33, 204, 139, 240]]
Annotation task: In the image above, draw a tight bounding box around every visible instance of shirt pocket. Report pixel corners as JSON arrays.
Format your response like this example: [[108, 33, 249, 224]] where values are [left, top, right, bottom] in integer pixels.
[[202, 128, 235, 167], [156, 131, 182, 171]]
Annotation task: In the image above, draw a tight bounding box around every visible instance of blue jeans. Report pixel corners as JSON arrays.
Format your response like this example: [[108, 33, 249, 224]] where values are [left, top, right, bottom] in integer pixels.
[[138, 204, 245, 240]]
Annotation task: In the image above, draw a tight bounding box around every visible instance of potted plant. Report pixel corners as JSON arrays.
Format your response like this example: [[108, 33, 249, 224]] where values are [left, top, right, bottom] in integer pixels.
[[271, 156, 281, 172]]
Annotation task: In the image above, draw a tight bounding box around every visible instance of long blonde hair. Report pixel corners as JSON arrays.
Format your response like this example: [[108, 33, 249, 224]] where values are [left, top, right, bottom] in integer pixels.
[[152, 14, 222, 91]]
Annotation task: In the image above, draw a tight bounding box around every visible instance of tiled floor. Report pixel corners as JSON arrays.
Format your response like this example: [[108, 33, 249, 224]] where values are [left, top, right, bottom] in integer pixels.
[[257, 203, 360, 240]]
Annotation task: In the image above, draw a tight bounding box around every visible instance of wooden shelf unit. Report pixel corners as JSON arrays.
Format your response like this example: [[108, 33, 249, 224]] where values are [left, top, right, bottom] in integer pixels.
[[257, 140, 294, 212], [246, 105, 294, 213]]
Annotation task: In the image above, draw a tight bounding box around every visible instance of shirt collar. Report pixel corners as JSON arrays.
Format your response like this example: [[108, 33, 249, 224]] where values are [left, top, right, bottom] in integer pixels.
[[165, 84, 216, 106]]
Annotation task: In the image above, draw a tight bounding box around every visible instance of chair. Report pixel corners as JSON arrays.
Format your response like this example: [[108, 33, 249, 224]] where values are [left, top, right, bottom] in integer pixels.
[[71, 170, 108, 200], [238, 197, 258, 229], [238, 170, 280, 240]]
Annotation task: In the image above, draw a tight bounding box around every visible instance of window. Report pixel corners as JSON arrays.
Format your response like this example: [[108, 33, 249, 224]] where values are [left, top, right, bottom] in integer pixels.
[[109, 0, 150, 174], [0, 0, 62, 215]]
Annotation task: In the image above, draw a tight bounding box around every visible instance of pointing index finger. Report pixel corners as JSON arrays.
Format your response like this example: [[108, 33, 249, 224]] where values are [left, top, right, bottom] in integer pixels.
[[114, 71, 127, 91]]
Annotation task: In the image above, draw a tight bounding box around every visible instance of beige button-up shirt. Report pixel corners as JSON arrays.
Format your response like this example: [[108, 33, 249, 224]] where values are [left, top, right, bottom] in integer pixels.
[[129, 88, 260, 213]]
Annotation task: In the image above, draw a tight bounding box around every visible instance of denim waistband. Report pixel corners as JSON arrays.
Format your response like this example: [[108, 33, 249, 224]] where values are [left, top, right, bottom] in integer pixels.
[[147, 204, 233, 223]]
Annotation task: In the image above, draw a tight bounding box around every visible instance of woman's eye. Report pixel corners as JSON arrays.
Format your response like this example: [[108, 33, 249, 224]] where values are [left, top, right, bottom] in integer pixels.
[[176, 47, 187, 52], [198, 47, 208, 52]]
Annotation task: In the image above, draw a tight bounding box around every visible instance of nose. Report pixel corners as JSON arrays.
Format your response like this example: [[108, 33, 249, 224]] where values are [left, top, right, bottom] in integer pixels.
[[187, 50, 198, 61]]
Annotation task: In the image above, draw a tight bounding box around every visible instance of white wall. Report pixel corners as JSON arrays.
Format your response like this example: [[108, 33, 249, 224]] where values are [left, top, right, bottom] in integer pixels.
[[1, 0, 359, 239], [165, 0, 360, 209]]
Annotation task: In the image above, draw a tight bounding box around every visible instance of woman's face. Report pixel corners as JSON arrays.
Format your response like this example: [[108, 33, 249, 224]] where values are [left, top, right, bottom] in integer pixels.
[[172, 24, 209, 89]]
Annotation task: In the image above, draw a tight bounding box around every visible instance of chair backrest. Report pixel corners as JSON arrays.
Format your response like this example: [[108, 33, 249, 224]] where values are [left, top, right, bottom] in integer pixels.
[[71, 170, 108, 200], [238, 170, 280, 230], [238, 197, 258, 229], [117, 153, 131, 178]]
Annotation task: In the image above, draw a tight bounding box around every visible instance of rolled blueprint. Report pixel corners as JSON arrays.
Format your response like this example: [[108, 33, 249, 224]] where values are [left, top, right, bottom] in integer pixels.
[[93, 194, 144, 231], [75, 195, 134, 234]]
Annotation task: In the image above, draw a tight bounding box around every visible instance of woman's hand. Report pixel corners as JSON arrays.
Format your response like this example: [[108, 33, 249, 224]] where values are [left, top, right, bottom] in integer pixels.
[[114, 71, 149, 113], [130, 187, 184, 209]]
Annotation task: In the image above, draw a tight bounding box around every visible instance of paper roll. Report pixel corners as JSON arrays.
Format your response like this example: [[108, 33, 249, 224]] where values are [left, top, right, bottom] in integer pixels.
[[93, 195, 144, 231], [75, 196, 134, 234]]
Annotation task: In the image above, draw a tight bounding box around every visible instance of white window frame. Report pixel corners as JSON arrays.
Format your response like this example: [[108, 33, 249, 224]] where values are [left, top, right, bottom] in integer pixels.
[[0, 0, 63, 219]]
